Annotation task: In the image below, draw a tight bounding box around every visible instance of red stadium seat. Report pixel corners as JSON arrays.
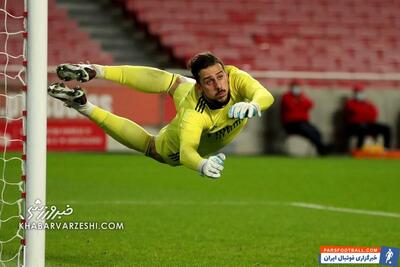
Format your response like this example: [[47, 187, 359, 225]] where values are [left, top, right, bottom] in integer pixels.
[[82, 0, 400, 74]]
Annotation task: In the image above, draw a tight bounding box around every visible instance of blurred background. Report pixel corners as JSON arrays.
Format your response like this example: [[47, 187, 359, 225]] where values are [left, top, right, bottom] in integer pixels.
[[1, 1, 400, 266], [1, 0, 400, 156]]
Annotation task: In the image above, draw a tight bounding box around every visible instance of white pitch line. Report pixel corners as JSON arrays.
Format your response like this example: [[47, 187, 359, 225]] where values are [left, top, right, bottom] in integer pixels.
[[290, 202, 400, 219], [52, 200, 400, 219], [53, 200, 282, 206]]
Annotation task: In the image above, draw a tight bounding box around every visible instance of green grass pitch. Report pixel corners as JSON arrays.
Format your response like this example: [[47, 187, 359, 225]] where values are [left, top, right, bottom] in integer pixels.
[[1, 153, 400, 266]]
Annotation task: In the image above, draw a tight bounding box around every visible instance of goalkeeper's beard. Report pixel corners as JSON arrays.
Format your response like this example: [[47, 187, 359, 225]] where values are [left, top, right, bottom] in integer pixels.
[[203, 91, 230, 109]]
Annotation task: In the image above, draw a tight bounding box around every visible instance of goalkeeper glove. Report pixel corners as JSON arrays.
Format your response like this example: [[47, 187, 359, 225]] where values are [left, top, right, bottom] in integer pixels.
[[198, 153, 226, 179], [228, 102, 261, 119]]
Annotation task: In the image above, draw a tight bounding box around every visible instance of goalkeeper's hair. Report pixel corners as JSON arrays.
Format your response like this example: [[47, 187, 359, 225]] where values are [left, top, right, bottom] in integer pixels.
[[187, 52, 225, 83]]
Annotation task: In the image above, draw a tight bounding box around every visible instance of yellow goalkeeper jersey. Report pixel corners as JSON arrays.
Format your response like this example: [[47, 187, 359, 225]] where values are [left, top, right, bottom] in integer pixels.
[[155, 65, 274, 171]]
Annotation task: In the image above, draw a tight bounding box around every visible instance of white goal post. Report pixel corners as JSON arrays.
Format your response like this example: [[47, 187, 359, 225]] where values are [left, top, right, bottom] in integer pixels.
[[24, 0, 47, 266]]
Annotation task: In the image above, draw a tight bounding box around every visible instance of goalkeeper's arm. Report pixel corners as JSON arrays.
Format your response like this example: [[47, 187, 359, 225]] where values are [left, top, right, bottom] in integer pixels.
[[228, 70, 274, 119], [179, 111, 225, 178], [237, 70, 274, 111]]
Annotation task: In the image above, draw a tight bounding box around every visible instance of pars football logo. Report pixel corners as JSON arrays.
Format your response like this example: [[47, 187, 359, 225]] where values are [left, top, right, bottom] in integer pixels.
[[319, 246, 400, 266]]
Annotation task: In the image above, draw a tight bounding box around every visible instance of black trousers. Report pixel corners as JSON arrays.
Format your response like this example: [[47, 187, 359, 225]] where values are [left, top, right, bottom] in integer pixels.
[[283, 121, 326, 155], [346, 123, 391, 148]]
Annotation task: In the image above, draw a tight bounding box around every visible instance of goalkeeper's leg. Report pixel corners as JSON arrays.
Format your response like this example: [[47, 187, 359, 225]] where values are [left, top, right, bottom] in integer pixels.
[[48, 82, 164, 162], [57, 64, 178, 95]]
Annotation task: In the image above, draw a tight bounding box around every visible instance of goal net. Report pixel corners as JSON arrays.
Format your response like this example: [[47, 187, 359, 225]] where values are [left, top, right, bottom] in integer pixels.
[[0, 0, 26, 266]]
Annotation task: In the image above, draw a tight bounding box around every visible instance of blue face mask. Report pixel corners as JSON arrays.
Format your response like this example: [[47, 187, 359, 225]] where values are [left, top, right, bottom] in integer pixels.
[[355, 92, 365, 101], [291, 86, 302, 95]]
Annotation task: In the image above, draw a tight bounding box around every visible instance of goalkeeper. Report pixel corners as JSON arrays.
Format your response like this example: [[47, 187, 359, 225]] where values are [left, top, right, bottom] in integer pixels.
[[48, 52, 274, 178]]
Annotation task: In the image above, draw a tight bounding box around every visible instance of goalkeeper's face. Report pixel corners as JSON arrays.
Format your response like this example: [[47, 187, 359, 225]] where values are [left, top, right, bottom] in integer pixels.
[[198, 63, 229, 103]]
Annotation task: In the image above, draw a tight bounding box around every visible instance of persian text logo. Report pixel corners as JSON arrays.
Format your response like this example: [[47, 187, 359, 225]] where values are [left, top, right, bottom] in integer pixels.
[[22, 199, 124, 231], [22, 221, 124, 231], [320, 246, 380, 264], [26, 199, 74, 221]]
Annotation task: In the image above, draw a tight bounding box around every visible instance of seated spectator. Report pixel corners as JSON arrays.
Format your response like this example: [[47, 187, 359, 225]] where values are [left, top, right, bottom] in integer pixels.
[[344, 84, 391, 149], [281, 80, 330, 155]]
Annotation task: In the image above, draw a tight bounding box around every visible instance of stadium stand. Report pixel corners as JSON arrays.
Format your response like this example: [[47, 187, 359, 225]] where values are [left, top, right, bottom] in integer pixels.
[[115, 0, 400, 73], [0, 0, 114, 66], [3, 0, 398, 73], [49, 0, 116, 64], [55, 0, 173, 67], [49, 0, 114, 65]]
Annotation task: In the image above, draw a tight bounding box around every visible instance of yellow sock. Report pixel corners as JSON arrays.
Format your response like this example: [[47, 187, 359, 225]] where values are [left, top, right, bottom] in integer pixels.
[[101, 65, 176, 94], [88, 106, 152, 154]]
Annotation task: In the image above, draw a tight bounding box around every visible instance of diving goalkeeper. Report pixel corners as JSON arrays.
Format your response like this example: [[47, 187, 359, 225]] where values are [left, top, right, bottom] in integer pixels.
[[48, 52, 274, 178]]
